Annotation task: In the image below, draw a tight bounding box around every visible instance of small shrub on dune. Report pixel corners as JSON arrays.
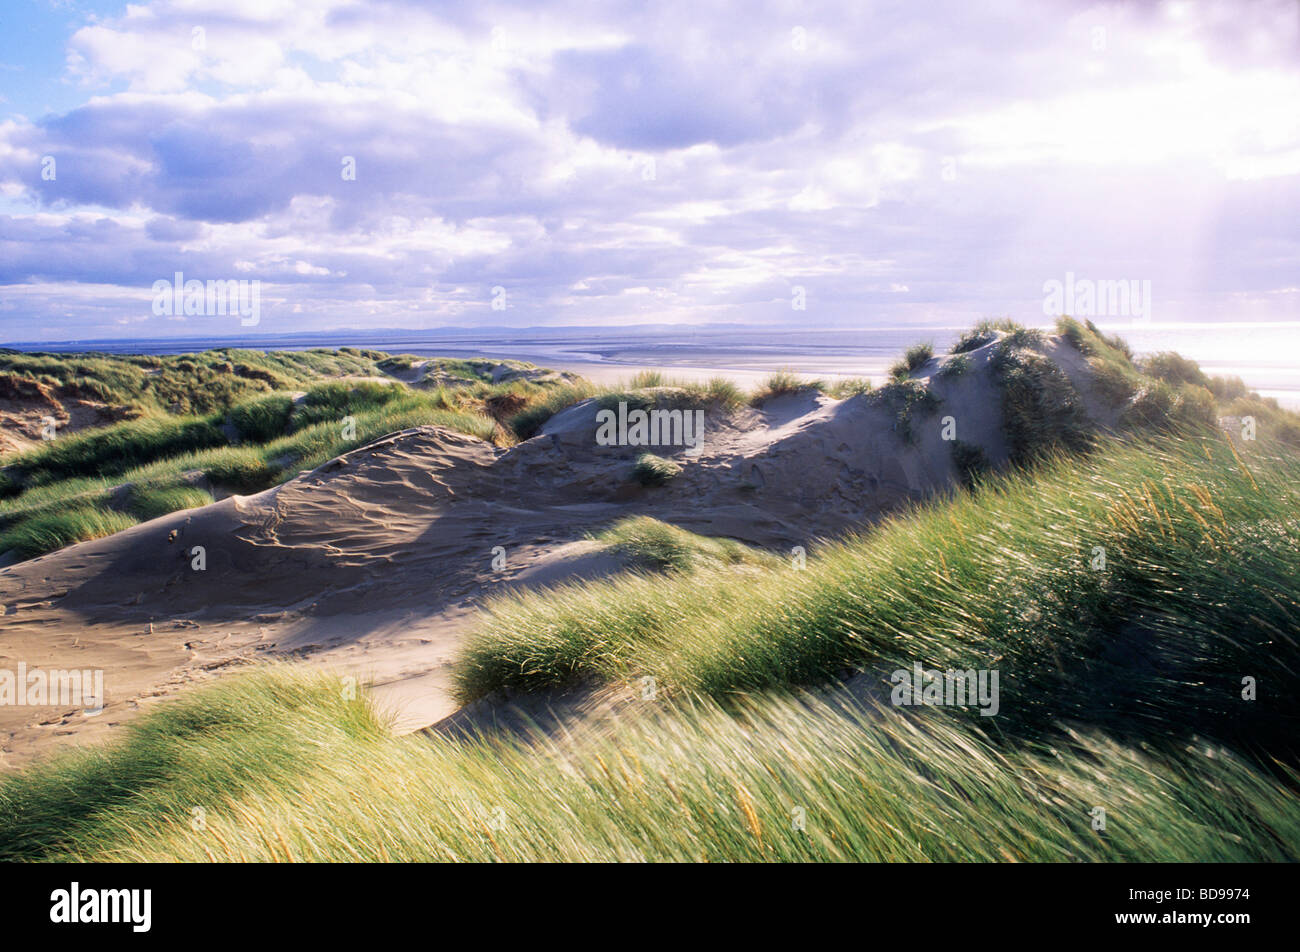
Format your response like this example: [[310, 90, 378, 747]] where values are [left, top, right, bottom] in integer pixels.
[[376, 354, 421, 373], [700, 377, 745, 410], [598, 376, 743, 415], [628, 370, 667, 389], [290, 381, 403, 431], [1121, 382, 1176, 430], [1171, 384, 1217, 429], [904, 341, 934, 370], [989, 343, 1091, 463], [1122, 382, 1216, 434], [1210, 374, 1249, 402], [632, 452, 682, 487], [888, 342, 934, 381], [950, 330, 996, 355], [867, 379, 941, 442], [1056, 316, 1093, 354], [936, 354, 971, 380], [1003, 325, 1046, 349]]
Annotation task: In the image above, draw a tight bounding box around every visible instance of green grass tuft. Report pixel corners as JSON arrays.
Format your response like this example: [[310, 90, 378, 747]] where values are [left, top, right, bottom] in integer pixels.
[[631, 452, 682, 486], [0, 506, 139, 558], [593, 516, 777, 572], [749, 370, 820, 406]]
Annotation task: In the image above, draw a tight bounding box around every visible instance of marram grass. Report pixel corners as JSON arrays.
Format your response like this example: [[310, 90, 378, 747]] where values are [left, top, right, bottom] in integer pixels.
[[457, 434, 1300, 759], [593, 515, 780, 572], [0, 670, 1295, 862]]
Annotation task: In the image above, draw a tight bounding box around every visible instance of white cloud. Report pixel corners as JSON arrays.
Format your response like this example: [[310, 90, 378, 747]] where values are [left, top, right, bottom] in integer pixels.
[[0, 0, 1297, 339]]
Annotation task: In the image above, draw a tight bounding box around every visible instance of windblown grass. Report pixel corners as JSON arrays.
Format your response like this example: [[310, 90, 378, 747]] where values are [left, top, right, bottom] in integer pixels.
[[13, 415, 227, 484], [889, 341, 934, 379], [0, 669, 1294, 862], [0, 506, 140, 559], [456, 434, 1300, 763]]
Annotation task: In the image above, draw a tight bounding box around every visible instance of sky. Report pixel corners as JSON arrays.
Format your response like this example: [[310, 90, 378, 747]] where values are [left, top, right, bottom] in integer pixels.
[[0, 0, 1297, 342]]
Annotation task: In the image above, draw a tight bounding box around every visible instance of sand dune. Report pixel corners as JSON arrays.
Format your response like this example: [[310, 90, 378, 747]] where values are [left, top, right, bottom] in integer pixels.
[[0, 335, 1116, 765]]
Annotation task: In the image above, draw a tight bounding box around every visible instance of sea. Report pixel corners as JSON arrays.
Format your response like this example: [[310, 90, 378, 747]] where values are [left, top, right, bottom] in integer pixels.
[[5, 322, 1298, 408]]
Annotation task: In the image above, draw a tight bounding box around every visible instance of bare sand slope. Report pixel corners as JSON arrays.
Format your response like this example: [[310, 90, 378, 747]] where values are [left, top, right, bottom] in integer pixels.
[[0, 336, 1072, 765]]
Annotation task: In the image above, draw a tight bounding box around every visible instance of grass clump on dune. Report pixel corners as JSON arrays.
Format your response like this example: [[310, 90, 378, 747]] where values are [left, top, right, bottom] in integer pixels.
[[1141, 351, 1212, 389], [950, 439, 989, 488], [866, 379, 940, 442], [506, 380, 599, 439], [989, 340, 1092, 463], [828, 377, 872, 398], [0, 506, 140, 559], [0, 670, 386, 861], [935, 353, 971, 380], [228, 394, 294, 442], [750, 370, 824, 406], [1, 669, 1295, 862], [631, 452, 682, 486], [889, 341, 934, 380], [593, 516, 778, 572], [597, 380, 744, 417], [950, 318, 1025, 354]]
